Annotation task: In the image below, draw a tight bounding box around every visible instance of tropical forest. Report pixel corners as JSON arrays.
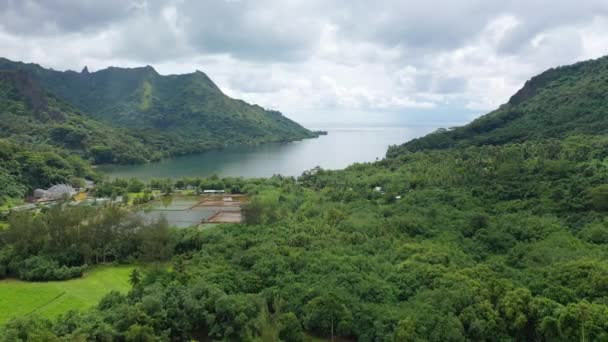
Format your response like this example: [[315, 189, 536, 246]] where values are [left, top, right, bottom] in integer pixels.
[[1, 2, 608, 342]]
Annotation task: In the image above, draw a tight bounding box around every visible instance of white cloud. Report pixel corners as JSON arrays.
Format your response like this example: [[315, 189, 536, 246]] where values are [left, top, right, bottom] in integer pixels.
[[1, 0, 608, 124]]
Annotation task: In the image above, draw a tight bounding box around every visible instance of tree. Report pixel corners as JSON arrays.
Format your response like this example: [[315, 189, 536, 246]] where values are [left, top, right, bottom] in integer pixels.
[[278, 312, 304, 342], [0, 316, 59, 342], [138, 218, 173, 263], [125, 324, 156, 342], [127, 178, 145, 193], [589, 184, 608, 211], [160, 179, 173, 195], [242, 200, 264, 225], [304, 294, 352, 341], [579, 222, 608, 244], [129, 269, 141, 286]]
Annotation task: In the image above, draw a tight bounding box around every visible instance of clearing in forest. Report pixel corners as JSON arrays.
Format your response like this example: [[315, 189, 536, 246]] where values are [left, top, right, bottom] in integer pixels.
[[0, 265, 133, 325]]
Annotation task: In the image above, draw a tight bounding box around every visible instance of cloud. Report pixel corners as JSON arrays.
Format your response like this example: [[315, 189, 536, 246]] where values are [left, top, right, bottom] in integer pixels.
[[1, 0, 608, 123], [177, 0, 323, 62], [0, 0, 135, 35]]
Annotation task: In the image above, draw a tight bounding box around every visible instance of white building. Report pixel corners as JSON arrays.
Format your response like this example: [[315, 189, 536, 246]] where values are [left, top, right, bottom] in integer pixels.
[[33, 184, 77, 201], [203, 190, 225, 194]]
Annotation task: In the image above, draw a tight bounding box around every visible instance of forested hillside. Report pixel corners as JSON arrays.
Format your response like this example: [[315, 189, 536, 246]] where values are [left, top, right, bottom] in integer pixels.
[[0, 70, 155, 204], [0, 71, 156, 164], [3, 136, 608, 341], [394, 56, 608, 153], [3, 57, 608, 341], [0, 140, 93, 206], [0, 58, 317, 203], [0, 58, 317, 157]]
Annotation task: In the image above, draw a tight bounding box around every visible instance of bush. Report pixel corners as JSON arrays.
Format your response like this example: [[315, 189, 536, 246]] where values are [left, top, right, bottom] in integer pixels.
[[580, 222, 608, 244], [589, 184, 608, 211], [17, 256, 85, 281], [278, 312, 304, 342]]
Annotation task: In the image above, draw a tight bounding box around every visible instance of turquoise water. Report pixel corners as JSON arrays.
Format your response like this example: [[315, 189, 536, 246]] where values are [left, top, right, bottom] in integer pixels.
[[100, 125, 440, 179]]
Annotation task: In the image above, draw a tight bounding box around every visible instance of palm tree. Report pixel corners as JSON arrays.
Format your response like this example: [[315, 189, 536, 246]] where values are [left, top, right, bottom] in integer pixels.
[[129, 268, 141, 286]]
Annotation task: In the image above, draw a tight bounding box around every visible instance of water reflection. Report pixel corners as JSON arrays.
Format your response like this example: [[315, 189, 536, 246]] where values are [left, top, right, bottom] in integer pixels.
[[100, 126, 440, 179]]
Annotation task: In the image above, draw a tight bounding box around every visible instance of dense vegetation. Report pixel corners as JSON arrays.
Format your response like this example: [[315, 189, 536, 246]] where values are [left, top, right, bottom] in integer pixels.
[[0, 206, 173, 281], [397, 56, 608, 152], [0, 139, 93, 206], [0, 58, 317, 204], [0, 71, 157, 164], [0, 57, 317, 158], [0, 70, 151, 205], [3, 133, 608, 340], [3, 57, 608, 340]]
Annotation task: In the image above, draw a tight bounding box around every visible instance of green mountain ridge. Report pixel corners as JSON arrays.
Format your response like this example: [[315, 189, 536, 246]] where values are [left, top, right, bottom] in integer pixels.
[[0, 58, 317, 203], [390, 56, 608, 155], [3, 56, 608, 341], [0, 57, 317, 159], [0, 70, 156, 164], [0, 70, 158, 203]]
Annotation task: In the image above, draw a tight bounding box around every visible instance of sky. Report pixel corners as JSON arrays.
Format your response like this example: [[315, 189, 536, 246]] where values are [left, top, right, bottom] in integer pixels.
[[1, 0, 608, 127]]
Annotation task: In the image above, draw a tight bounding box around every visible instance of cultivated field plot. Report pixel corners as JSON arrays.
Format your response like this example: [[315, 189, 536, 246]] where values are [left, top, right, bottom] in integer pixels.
[[0, 266, 133, 325], [139, 195, 247, 228], [140, 209, 216, 228], [195, 195, 247, 225], [208, 212, 242, 223]]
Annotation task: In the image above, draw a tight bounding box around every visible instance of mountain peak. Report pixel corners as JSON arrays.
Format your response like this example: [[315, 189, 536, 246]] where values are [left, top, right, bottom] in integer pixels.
[[81, 66, 89, 74], [0, 56, 316, 155], [143, 65, 157, 73]]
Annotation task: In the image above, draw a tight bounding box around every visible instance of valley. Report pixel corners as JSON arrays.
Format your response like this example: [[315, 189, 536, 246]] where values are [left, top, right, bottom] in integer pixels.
[[2, 45, 608, 341]]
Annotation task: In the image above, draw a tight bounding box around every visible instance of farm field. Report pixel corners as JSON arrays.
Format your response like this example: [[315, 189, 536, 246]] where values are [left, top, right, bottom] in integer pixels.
[[139, 194, 247, 227], [0, 265, 133, 325]]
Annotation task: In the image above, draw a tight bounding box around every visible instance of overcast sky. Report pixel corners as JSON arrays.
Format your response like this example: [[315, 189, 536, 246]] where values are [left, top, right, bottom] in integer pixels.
[[2, 0, 608, 126]]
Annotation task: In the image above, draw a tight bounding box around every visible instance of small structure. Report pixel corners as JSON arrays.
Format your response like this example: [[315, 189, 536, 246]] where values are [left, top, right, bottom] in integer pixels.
[[203, 190, 225, 194], [33, 184, 76, 201]]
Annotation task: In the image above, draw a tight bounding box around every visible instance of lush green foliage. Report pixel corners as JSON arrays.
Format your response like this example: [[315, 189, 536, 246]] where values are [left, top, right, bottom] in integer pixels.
[[4, 57, 608, 341], [0, 206, 173, 281], [0, 58, 317, 158], [394, 56, 608, 153], [0, 139, 93, 205], [0, 58, 317, 204], [0, 71, 157, 164], [4, 132, 608, 340]]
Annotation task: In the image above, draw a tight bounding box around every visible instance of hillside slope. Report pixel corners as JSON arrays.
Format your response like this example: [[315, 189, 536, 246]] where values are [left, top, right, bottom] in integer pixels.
[[0, 71, 164, 203], [0, 71, 155, 164], [390, 56, 608, 154], [0, 58, 317, 157]]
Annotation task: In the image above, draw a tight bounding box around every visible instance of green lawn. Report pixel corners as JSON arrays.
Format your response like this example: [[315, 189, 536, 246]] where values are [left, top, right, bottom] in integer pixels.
[[0, 265, 133, 325]]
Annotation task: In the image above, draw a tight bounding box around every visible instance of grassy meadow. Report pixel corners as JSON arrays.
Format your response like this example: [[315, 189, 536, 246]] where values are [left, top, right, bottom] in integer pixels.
[[0, 265, 133, 325]]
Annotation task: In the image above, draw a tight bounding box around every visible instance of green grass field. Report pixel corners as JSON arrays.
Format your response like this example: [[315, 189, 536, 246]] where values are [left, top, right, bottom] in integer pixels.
[[0, 265, 133, 325]]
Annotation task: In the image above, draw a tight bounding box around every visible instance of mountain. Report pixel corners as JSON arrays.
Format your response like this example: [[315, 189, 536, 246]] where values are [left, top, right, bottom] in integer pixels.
[[0, 58, 317, 203], [0, 57, 317, 158], [6, 55, 608, 340], [390, 56, 608, 154], [0, 70, 156, 164], [0, 70, 164, 203]]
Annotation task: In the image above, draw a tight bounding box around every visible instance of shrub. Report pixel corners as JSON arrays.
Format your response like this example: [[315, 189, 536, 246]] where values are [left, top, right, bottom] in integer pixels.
[[17, 256, 85, 281]]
